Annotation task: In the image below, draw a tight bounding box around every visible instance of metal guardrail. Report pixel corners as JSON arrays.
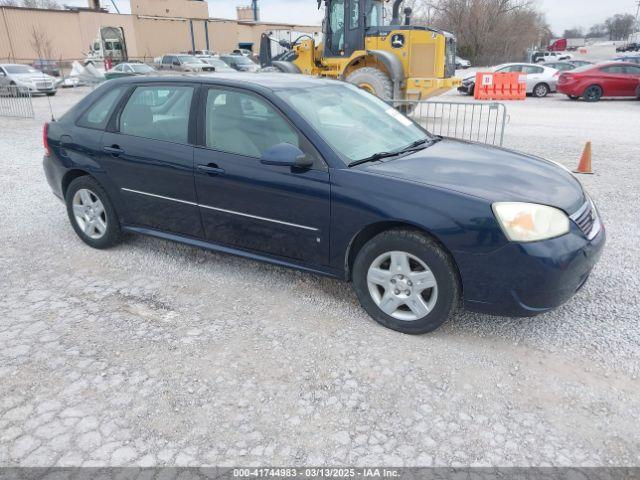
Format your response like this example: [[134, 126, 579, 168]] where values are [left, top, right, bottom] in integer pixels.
[[0, 85, 35, 119], [395, 100, 508, 146]]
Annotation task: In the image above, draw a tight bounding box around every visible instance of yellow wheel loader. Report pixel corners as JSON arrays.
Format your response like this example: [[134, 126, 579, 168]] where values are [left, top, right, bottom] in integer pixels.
[[259, 0, 461, 101]]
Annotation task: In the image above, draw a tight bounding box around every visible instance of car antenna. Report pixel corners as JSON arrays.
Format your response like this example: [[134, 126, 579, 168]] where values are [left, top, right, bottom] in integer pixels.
[[37, 58, 56, 121]]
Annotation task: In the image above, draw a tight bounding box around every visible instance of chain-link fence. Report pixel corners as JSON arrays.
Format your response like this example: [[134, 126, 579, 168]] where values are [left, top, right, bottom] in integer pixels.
[[0, 85, 35, 119], [396, 100, 508, 146]]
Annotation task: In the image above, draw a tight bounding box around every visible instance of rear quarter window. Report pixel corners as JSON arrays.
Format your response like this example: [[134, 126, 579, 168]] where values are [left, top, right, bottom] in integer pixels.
[[76, 87, 126, 130]]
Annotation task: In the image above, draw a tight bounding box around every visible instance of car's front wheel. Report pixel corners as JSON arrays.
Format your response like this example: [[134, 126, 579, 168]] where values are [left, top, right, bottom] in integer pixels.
[[65, 176, 122, 249], [352, 229, 460, 334]]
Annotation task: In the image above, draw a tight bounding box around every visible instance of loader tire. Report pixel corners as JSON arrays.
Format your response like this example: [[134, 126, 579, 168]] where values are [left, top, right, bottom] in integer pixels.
[[346, 67, 394, 100]]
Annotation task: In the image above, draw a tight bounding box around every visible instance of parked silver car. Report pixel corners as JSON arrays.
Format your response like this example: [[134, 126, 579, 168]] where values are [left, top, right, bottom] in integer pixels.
[[0, 64, 57, 96], [156, 54, 214, 73], [458, 63, 559, 98]]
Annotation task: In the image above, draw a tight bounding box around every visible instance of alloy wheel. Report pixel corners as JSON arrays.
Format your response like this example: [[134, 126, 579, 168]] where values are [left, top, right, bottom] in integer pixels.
[[584, 86, 602, 102], [72, 188, 108, 240], [534, 84, 548, 97], [367, 251, 438, 321]]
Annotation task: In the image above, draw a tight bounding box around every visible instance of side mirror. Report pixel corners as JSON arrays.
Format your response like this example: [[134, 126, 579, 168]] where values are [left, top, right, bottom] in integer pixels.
[[261, 143, 312, 168]]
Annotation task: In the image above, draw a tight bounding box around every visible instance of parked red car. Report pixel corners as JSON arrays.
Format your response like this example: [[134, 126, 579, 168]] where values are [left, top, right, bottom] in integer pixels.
[[557, 62, 640, 102]]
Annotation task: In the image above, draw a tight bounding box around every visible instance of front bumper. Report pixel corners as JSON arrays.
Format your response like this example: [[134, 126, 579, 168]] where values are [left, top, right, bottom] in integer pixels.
[[19, 83, 56, 93], [457, 82, 474, 94], [455, 220, 606, 317]]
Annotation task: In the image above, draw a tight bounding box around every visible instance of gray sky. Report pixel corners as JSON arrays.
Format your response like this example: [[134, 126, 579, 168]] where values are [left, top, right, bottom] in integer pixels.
[[537, 0, 639, 34], [67, 0, 639, 33]]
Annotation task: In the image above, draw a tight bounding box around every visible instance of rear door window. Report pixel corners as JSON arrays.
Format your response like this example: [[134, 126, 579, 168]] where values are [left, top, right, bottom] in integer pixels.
[[601, 66, 626, 74], [77, 87, 126, 130], [119, 85, 194, 144]]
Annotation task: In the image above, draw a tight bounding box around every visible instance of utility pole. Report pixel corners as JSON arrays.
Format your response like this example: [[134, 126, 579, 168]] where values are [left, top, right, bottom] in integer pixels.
[[635, 0, 640, 33], [252, 0, 259, 22]]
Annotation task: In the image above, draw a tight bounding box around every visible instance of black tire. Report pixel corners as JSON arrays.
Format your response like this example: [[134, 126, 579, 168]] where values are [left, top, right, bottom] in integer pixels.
[[567, 95, 579, 100], [352, 229, 460, 334], [583, 85, 602, 102], [346, 67, 394, 100], [65, 176, 122, 249], [532, 83, 550, 98], [46, 92, 56, 96]]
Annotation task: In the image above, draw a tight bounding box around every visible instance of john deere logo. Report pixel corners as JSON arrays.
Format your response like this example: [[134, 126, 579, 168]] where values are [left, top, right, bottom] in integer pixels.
[[391, 34, 405, 48]]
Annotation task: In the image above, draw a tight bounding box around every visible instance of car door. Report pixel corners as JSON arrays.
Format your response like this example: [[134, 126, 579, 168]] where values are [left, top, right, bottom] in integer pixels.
[[99, 82, 203, 237], [598, 66, 626, 96], [621, 65, 640, 95], [193, 86, 331, 266], [521, 65, 544, 91]]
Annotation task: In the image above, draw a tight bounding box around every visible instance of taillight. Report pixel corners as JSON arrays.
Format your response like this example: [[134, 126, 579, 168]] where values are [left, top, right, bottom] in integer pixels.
[[43, 123, 51, 157]]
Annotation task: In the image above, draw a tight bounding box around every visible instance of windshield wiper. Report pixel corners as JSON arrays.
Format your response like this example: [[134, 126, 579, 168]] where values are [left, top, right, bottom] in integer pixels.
[[349, 137, 435, 167]]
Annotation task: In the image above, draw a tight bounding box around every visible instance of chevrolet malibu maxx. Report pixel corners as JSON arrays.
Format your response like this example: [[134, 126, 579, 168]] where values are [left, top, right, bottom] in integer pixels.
[[43, 74, 605, 334]]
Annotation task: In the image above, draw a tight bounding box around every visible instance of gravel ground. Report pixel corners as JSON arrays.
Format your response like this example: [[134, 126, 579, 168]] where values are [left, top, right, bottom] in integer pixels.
[[0, 86, 639, 467]]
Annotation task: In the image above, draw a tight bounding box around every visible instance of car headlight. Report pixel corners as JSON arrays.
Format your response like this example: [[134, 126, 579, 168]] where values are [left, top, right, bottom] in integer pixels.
[[492, 202, 570, 242]]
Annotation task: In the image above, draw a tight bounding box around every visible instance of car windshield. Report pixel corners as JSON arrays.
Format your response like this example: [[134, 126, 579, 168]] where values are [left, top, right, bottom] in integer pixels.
[[277, 84, 432, 165], [178, 55, 200, 64], [131, 64, 154, 73], [4, 65, 38, 74], [228, 56, 254, 65], [571, 64, 596, 73], [207, 59, 232, 69]]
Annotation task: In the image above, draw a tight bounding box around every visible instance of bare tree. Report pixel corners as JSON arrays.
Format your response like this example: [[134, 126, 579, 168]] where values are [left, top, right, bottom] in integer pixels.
[[0, 0, 20, 6], [604, 14, 635, 41], [30, 25, 55, 60]]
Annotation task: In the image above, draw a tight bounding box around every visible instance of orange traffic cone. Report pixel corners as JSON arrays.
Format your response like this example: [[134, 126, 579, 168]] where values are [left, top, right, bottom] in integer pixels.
[[574, 141, 593, 174]]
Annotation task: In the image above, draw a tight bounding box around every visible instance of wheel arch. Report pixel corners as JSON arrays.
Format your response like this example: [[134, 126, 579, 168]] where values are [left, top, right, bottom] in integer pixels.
[[344, 221, 463, 295], [583, 83, 604, 95], [341, 51, 405, 99], [61, 169, 91, 197]]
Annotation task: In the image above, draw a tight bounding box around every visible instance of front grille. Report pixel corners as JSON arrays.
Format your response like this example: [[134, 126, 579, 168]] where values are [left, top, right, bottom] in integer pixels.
[[36, 81, 53, 89], [571, 199, 598, 238]]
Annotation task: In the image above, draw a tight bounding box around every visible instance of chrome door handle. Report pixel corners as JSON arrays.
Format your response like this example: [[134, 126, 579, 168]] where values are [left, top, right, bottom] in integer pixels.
[[103, 145, 124, 156], [197, 164, 225, 176]]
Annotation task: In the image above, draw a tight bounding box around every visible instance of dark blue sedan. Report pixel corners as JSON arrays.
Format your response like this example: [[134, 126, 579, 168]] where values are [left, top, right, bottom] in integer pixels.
[[43, 74, 605, 334]]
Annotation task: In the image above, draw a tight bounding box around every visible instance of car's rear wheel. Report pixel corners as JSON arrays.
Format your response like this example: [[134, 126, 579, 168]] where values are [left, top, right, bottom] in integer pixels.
[[532, 83, 550, 98], [583, 85, 603, 102], [65, 176, 122, 249], [352, 229, 460, 334]]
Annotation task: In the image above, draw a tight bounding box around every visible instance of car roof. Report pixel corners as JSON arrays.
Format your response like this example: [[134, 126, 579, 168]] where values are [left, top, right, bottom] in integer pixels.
[[108, 73, 340, 91], [597, 61, 640, 67]]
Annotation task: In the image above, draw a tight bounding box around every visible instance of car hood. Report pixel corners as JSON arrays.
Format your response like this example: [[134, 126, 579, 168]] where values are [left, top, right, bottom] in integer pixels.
[[11, 73, 55, 82], [359, 139, 585, 214]]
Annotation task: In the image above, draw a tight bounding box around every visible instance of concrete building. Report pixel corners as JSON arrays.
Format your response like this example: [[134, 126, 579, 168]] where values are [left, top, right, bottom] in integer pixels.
[[0, 0, 318, 62]]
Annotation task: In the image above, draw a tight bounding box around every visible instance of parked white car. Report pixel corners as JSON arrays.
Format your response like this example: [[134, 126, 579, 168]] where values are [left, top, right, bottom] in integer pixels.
[[0, 64, 57, 96], [458, 63, 559, 97], [534, 51, 572, 63]]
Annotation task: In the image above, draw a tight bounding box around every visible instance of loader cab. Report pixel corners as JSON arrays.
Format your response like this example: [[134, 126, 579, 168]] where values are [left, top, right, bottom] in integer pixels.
[[323, 0, 383, 57]]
